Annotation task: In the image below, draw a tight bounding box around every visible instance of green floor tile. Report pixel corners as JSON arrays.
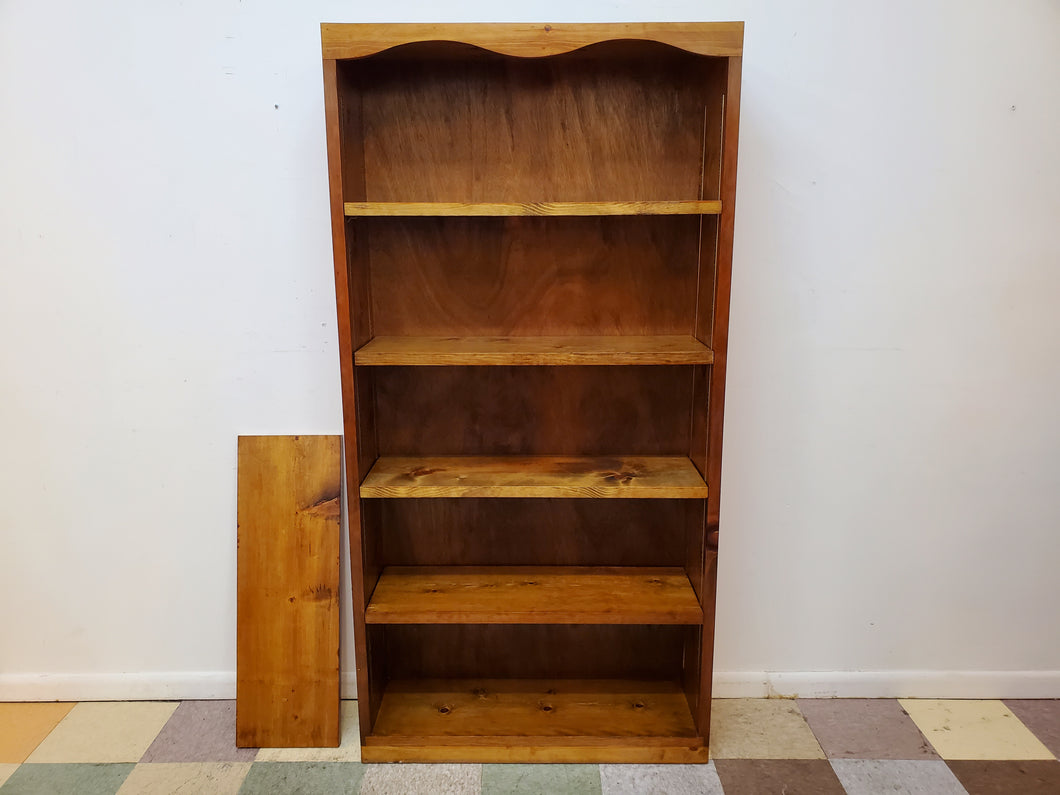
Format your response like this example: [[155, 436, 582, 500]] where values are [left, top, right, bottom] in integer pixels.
[[238, 762, 364, 795], [482, 764, 602, 795], [0, 763, 134, 795]]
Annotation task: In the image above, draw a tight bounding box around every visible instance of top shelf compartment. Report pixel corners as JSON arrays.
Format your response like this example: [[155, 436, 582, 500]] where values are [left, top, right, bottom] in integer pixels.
[[344, 201, 722, 217]]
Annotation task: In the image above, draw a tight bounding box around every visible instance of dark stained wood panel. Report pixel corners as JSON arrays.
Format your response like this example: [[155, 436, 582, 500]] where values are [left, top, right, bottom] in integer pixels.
[[365, 216, 700, 336], [353, 43, 722, 202], [365, 566, 703, 624], [373, 498, 701, 567], [384, 625, 687, 680], [236, 435, 341, 748], [372, 365, 693, 456]]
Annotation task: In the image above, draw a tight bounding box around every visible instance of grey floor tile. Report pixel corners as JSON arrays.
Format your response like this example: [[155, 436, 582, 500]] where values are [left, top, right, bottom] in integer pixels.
[[831, 759, 967, 794], [600, 762, 722, 794], [798, 699, 938, 759], [482, 764, 601, 795], [238, 761, 364, 794], [360, 763, 480, 795], [0, 763, 134, 795], [140, 701, 257, 763]]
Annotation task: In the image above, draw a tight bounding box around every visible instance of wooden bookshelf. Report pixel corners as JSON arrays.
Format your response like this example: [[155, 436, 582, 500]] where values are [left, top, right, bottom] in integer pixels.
[[322, 21, 743, 763]]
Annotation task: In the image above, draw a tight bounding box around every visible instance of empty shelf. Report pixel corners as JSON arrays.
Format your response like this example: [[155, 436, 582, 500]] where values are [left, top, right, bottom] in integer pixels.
[[359, 455, 709, 498], [365, 566, 703, 625], [364, 678, 705, 763], [344, 200, 722, 217], [355, 335, 714, 366]]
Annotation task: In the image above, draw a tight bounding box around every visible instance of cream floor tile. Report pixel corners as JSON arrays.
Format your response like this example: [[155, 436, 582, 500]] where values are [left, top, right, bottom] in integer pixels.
[[25, 702, 179, 763], [0, 763, 18, 787], [0, 702, 75, 763], [254, 700, 360, 762], [899, 699, 1054, 760], [117, 762, 252, 794], [710, 699, 825, 759]]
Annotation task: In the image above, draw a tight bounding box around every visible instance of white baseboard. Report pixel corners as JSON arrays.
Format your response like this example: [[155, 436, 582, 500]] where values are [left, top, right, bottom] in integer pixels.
[[712, 670, 1060, 699], [2, 670, 1058, 702]]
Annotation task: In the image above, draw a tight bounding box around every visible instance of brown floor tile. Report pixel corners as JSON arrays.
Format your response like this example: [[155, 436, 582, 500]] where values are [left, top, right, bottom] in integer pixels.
[[713, 759, 845, 795], [1003, 700, 1060, 758], [797, 698, 938, 759], [947, 760, 1060, 795]]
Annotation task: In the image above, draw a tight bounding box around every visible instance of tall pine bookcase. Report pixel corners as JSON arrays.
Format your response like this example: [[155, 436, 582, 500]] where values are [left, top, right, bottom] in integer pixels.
[[322, 22, 742, 763]]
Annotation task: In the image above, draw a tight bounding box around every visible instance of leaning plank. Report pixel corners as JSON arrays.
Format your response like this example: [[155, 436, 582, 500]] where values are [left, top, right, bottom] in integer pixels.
[[236, 435, 342, 747]]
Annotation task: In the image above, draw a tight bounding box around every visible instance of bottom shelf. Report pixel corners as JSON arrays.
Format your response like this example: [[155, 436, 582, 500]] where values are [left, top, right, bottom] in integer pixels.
[[364, 678, 707, 763]]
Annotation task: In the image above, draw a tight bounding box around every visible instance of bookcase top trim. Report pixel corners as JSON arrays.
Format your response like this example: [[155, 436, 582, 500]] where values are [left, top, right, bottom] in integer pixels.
[[321, 22, 744, 60]]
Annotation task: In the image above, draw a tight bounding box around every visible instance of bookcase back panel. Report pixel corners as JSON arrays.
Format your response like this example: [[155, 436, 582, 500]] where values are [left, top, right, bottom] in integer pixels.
[[373, 498, 701, 567], [383, 624, 688, 680], [373, 365, 692, 456], [362, 216, 701, 336], [345, 42, 721, 202]]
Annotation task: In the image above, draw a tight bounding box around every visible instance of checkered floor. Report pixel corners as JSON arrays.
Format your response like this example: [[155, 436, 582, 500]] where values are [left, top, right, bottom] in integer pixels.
[[1, 698, 1058, 793]]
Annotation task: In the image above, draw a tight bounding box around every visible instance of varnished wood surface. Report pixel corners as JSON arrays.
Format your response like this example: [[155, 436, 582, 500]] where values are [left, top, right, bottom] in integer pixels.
[[369, 679, 700, 743], [322, 22, 743, 59], [355, 336, 713, 366], [384, 625, 688, 680], [236, 435, 341, 748], [345, 201, 721, 217], [365, 566, 703, 624], [360, 456, 708, 498], [373, 366, 692, 456], [362, 743, 710, 763], [323, 59, 376, 738], [353, 47, 721, 202], [374, 499, 701, 567], [365, 217, 700, 336]]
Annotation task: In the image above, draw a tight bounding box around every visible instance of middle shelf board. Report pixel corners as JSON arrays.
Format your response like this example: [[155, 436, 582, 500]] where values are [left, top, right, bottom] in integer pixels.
[[355, 336, 714, 366], [359, 456, 709, 499], [343, 200, 722, 217], [365, 566, 704, 625]]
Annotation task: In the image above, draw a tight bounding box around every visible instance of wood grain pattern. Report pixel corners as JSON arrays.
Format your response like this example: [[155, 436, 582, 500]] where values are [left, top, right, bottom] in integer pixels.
[[236, 435, 341, 748], [354, 45, 721, 202], [365, 566, 702, 624], [366, 217, 700, 336], [362, 743, 710, 763], [321, 22, 743, 59], [360, 456, 708, 498], [356, 336, 712, 366], [369, 679, 700, 741], [345, 201, 721, 217], [706, 58, 742, 531], [325, 60, 376, 738], [373, 366, 693, 457]]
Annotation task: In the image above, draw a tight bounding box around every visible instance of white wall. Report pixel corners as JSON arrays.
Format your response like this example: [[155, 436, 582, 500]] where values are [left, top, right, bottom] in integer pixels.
[[1, 0, 1058, 701]]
